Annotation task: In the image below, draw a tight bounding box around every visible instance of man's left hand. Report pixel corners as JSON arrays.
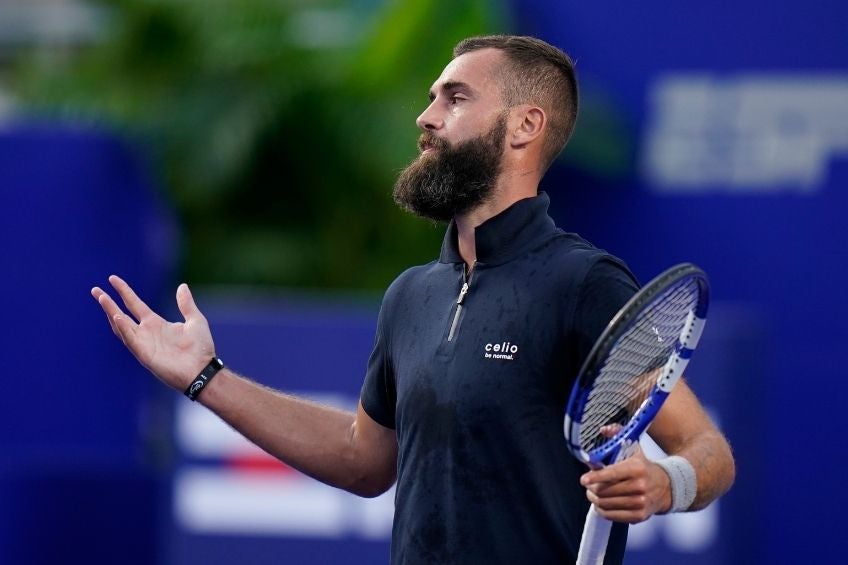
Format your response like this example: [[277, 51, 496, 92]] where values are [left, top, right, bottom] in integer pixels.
[[579, 445, 671, 523]]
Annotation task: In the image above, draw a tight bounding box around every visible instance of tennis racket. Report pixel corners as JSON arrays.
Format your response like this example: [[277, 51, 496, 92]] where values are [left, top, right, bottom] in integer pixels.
[[564, 263, 710, 565]]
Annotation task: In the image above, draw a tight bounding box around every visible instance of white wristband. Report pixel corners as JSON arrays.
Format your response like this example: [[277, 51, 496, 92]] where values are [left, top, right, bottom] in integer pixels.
[[654, 455, 697, 513]]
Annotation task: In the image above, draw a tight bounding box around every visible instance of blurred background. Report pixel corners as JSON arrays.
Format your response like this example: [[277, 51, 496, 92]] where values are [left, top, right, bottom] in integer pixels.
[[1, 0, 846, 563]]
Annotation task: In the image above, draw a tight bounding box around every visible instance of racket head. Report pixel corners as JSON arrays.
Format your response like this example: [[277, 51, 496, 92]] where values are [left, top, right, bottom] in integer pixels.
[[564, 263, 710, 467]]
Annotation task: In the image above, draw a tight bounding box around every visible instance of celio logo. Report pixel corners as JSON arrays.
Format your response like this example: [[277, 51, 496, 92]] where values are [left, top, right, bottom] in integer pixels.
[[484, 341, 518, 360]]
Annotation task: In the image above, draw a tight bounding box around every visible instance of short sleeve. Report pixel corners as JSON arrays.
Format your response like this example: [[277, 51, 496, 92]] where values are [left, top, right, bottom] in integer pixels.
[[573, 258, 640, 366], [359, 303, 397, 429]]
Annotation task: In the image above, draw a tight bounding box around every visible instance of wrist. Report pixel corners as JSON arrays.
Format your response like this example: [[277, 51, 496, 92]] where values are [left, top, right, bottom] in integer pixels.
[[184, 357, 224, 401], [654, 455, 697, 513]]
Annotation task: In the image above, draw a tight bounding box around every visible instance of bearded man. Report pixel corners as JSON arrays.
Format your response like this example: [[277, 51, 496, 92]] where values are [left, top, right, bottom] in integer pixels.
[[92, 35, 735, 564]]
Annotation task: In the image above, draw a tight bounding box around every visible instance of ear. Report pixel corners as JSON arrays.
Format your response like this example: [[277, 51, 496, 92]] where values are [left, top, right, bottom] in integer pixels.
[[508, 105, 546, 149]]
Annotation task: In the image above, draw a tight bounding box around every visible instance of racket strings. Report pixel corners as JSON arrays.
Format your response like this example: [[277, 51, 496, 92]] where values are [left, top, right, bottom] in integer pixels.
[[578, 279, 701, 452]]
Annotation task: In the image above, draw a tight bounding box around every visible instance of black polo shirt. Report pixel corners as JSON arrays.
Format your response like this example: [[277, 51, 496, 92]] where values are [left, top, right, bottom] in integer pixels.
[[361, 192, 638, 564]]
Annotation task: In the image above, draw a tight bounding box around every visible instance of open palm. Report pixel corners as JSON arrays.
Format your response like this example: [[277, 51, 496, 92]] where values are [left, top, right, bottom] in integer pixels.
[[91, 275, 216, 391]]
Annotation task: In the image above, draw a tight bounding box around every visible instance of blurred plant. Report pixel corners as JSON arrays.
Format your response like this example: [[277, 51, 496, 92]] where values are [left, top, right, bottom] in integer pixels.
[[11, 0, 505, 290]]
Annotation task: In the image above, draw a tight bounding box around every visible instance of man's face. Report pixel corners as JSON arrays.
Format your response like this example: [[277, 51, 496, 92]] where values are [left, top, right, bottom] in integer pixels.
[[393, 49, 509, 222]]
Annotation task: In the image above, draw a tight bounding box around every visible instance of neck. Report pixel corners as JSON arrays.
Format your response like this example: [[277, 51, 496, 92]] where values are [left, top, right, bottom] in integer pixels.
[[454, 166, 540, 267]]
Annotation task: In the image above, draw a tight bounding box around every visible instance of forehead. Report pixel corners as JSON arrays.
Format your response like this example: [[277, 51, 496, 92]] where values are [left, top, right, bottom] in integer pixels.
[[430, 48, 505, 97]]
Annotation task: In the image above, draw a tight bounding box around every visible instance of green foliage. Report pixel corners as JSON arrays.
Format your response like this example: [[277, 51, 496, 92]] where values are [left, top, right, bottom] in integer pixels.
[[12, 0, 505, 290]]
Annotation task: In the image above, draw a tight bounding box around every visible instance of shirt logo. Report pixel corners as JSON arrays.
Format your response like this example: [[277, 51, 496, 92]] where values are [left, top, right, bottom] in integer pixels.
[[484, 341, 519, 361]]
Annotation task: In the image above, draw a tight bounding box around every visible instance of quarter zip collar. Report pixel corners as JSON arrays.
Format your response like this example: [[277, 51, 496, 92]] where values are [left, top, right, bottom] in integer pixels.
[[438, 191, 558, 266]]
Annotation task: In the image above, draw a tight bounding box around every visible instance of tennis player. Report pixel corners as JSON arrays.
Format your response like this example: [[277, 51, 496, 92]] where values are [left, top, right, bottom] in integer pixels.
[[92, 35, 734, 564]]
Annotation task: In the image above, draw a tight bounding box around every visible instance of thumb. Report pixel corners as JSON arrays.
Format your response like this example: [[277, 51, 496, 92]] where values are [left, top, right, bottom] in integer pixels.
[[625, 440, 644, 461], [176, 283, 203, 321]]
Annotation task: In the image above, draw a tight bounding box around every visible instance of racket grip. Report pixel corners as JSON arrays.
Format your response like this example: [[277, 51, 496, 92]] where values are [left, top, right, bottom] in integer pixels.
[[576, 504, 612, 565]]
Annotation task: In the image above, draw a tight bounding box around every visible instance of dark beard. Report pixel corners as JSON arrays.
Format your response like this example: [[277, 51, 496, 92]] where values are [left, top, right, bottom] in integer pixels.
[[392, 114, 507, 223]]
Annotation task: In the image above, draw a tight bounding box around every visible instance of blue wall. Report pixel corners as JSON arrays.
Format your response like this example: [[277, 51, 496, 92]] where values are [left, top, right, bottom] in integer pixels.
[[0, 125, 176, 564]]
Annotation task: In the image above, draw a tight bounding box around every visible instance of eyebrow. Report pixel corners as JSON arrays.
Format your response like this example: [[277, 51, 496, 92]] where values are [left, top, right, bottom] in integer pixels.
[[429, 80, 474, 102]]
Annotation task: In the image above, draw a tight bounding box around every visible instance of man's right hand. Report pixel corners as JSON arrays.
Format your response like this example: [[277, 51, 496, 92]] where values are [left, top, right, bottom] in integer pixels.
[[91, 275, 398, 498], [91, 275, 216, 391]]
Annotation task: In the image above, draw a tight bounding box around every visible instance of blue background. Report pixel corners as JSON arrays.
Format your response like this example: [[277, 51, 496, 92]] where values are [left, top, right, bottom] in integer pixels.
[[3, 1, 847, 563]]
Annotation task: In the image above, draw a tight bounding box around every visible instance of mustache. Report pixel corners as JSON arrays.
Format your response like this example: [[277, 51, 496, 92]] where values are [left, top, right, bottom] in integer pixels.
[[417, 132, 450, 153]]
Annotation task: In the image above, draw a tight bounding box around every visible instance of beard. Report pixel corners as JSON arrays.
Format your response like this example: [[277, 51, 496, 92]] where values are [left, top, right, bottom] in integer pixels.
[[392, 113, 507, 223]]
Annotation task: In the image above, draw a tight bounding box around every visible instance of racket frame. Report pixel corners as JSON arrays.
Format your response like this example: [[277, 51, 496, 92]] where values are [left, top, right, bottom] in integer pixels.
[[564, 263, 710, 467]]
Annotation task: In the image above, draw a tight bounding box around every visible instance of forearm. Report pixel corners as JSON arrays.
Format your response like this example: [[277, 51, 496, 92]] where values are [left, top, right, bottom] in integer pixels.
[[669, 429, 735, 511], [198, 369, 391, 497], [647, 381, 736, 513]]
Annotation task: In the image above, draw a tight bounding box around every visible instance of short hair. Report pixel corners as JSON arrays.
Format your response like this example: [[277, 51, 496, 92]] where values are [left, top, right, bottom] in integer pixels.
[[453, 35, 579, 173]]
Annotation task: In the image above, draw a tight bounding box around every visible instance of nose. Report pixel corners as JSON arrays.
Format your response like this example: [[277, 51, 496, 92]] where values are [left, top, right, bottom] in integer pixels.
[[416, 101, 443, 132]]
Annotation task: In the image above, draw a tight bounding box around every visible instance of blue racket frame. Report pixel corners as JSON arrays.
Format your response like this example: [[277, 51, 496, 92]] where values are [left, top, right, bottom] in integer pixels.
[[564, 263, 710, 467]]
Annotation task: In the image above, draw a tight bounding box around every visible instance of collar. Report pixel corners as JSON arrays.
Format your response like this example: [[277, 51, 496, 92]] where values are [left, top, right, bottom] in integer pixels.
[[438, 191, 558, 266]]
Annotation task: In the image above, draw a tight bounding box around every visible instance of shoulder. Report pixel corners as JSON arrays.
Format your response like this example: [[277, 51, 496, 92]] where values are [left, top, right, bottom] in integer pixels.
[[539, 233, 640, 334], [542, 231, 637, 286], [379, 259, 458, 318], [383, 261, 438, 301], [546, 230, 605, 262]]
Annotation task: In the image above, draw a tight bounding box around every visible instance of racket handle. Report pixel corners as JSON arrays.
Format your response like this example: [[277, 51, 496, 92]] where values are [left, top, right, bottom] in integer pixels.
[[576, 504, 612, 565]]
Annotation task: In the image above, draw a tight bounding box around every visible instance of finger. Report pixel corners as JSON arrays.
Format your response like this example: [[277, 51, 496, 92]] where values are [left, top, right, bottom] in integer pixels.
[[91, 286, 113, 328], [102, 306, 121, 337], [587, 491, 648, 512], [108, 275, 155, 321], [582, 464, 626, 487], [104, 301, 134, 340], [93, 287, 134, 335], [587, 477, 648, 498], [592, 504, 652, 524], [176, 283, 204, 322], [91, 286, 105, 301], [94, 286, 126, 319], [582, 452, 649, 487], [600, 424, 623, 438], [111, 310, 141, 350]]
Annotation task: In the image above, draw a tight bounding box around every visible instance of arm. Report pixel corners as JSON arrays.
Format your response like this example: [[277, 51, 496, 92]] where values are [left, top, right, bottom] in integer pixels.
[[200, 375, 397, 497], [580, 380, 735, 522], [91, 275, 397, 497], [645, 379, 735, 511]]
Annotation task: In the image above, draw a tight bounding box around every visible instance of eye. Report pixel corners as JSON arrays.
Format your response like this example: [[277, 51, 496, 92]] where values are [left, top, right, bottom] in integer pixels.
[[450, 94, 466, 105]]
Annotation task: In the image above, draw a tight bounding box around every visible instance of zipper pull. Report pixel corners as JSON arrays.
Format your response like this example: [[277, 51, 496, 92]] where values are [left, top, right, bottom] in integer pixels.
[[457, 282, 469, 304], [448, 282, 470, 342]]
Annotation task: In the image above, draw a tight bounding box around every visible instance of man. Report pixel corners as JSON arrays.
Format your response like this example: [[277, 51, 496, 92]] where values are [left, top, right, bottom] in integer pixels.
[[92, 35, 734, 564]]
